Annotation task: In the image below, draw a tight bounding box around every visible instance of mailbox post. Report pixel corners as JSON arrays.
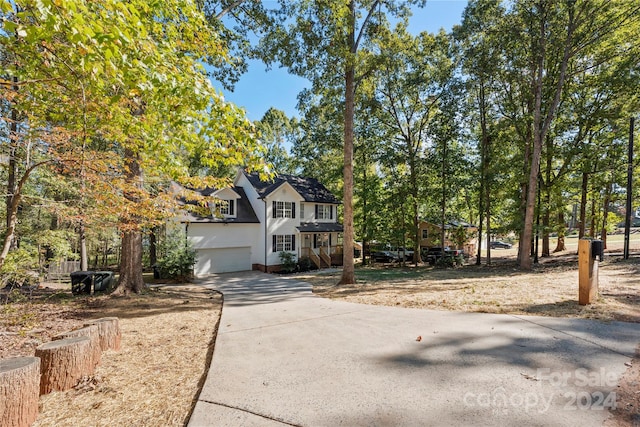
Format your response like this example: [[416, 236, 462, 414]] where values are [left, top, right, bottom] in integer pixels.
[[578, 239, 602, 305]]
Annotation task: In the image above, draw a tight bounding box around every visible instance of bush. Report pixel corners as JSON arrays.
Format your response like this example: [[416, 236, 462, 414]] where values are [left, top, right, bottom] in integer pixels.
[[279, 251, 297, 273], [0, 245, 40, 288], [155, 229, 196, 280], [297, 257, 315, 272]]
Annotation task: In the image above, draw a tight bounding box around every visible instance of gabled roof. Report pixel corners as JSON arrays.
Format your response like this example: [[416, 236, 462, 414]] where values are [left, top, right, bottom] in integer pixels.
[[243, 171, 341, 204], [175, 185, 259, 224]]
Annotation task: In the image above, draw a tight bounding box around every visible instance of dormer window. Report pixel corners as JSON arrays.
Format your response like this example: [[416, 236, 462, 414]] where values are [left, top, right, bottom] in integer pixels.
[[211, 199, 235, 218]]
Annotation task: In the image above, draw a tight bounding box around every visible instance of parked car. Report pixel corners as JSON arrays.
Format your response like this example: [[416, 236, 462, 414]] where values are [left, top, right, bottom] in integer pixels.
[[388, 246, 415, 261], [422, 247, 464, 265], [489, 241, 512, 249], [372, 251, 400, 263]]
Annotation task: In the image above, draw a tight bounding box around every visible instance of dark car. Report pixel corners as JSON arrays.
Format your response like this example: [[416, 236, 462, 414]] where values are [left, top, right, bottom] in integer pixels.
[[422, 247, 464, 265], [372, 251, 400, 263], [490, 241, 512, 249]]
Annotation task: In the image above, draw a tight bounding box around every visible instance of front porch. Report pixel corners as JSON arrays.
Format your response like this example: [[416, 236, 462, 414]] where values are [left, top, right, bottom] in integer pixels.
[[301, 245, 343, 269], [299, 230, 343, 269]]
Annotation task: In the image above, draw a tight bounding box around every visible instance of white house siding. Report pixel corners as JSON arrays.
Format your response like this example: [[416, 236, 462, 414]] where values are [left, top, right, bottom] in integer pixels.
[[186, 223, 260, 276], [235, 172, 267, 267], [265, 183, 303, 266]]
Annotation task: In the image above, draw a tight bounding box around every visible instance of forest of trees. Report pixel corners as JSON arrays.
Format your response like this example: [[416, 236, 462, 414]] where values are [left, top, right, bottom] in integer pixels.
[[1, 0, 639, 292]]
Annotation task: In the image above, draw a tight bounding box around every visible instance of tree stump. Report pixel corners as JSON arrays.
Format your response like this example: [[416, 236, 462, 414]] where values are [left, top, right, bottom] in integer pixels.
[[85, 317, 121, 352], [0, 357, 40, 427], [35, 336, 93, 395], [53, 325, 102, 369]]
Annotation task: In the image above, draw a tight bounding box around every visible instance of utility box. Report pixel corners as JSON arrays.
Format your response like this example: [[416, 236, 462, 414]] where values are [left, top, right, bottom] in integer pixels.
[[578, 239, 599, 305]]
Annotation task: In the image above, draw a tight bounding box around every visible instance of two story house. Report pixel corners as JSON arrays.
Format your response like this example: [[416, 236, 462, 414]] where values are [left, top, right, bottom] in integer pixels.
[[176, 169, 343, 276]]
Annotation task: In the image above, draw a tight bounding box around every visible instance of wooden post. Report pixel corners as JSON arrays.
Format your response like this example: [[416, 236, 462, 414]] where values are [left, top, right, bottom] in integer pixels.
[[0, 357, 40, 427], [578, 239, 595, 305]]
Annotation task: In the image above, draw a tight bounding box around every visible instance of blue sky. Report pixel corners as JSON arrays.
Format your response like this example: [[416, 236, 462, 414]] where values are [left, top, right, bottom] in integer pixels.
[[219, 1, 469, 122]]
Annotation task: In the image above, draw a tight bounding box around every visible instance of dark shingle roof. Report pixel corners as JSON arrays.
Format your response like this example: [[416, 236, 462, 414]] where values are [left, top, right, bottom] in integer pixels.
[[297, 222, 344, 233], [177, 186, 259, 223], [244, 171, 340, 204]]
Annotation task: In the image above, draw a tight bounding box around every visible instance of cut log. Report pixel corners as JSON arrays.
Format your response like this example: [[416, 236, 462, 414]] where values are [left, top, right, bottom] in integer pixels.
[[85, 317, 121, 351], [35, 336, 93, 395], [0, 357, 40, 427], [53, 324, 101, 369]]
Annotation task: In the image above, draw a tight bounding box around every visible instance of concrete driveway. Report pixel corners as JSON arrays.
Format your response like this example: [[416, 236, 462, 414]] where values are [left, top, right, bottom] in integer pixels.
[[189, 271, 638, 426]]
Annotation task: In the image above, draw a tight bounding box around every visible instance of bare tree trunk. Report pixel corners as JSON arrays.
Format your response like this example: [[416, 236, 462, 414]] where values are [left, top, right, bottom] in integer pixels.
[[441, 138, 447, 252], [79, 222, 88, 271], [476, 82, 488, 265], [149, 227, 157, 268], [6, 76, 19, 252], [518, 1, 575, 269], [339, 1, 356, 285], [112, 148, 146, 294], [579, 171, 588, 239], [542, 142, 552, 257], [601, 181, 612, 248]]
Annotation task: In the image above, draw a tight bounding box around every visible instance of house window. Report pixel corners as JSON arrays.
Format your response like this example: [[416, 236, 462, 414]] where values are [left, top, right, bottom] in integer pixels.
[[273, 201, 295, 218], [212, 199, 234, 217], [422, 229, 428, 239], [300, 203, 305, 219], [315, 204, 333, 220], [273, 234, 296, 252]]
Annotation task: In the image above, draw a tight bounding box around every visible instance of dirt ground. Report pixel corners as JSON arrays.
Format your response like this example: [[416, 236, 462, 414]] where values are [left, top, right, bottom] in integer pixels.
[[1, 283, 221, 426], [309, 256, 640, 323]]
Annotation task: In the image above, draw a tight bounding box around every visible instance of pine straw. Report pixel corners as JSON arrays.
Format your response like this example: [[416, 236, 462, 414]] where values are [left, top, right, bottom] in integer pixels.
[[308, 257, 640, 323], [33, 286, 221, 427]]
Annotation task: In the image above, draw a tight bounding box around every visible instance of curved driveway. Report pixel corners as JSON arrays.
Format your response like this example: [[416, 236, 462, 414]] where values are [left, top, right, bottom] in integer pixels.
[[189, 271, 638, 426]]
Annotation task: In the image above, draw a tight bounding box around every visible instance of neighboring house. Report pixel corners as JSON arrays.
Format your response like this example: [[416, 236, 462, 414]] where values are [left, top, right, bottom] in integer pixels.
[[175, 169, 343, 276], [418, 219, 478, 256]]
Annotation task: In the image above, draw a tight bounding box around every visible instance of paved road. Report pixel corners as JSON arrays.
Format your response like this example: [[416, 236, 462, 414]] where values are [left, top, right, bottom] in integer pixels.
[[189, 271, 638, 426]]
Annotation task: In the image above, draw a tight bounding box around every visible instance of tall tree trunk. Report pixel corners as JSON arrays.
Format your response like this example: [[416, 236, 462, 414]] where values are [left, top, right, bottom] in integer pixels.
[[601, 181, 612, 248], [6, 76, 19, 251], [542, 139, 552, 257], [360, 151, 368, 266], [440, 138, 447, 252], [149, 227, 157, 268], [79, 222, 88, 271], [518, 1, 575, 269], [476, 82, 487, 265], [409, 157, 422, 264], [112, 148, 146, 294], [118, 230, 144, 293], [578, 171, 588, 239], [339, 1, 356, 285]]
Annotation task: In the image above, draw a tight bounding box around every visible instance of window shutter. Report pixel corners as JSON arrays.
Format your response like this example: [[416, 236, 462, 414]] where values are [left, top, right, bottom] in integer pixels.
[[272, 201, 277, 218], [229, 200, 235, 216], [272, 235, 277, 252], [315, 204, 318, 219], [313, 234, 317, 249], [329, 234, 332, 247], [291, 235, 296, 250], [330, 205, 333, 220], [292, 203, 296, 218]]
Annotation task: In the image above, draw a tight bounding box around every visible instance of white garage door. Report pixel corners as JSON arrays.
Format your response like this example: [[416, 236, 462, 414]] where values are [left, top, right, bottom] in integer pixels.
[[195, 247, 251, 276]]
